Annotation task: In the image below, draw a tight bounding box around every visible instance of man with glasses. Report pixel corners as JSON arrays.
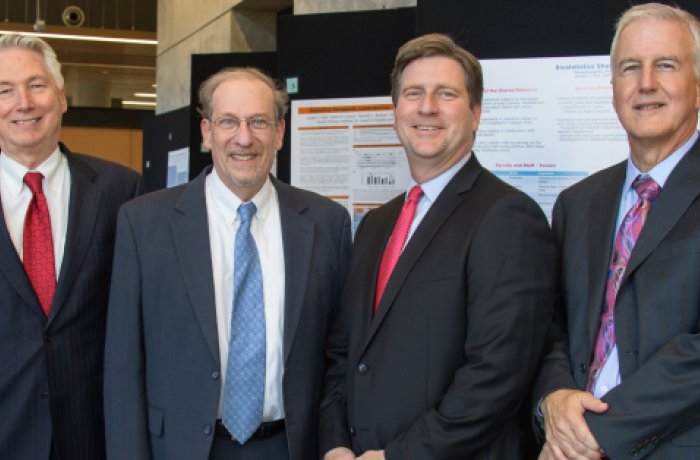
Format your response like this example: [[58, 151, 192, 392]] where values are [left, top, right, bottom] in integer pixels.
[[104, 67, 351, 460]]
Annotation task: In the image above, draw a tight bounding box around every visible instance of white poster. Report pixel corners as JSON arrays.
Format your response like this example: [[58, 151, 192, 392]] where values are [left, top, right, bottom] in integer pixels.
[[290, 97, 407, 233], [167, 147, 190, 188], [476, 55, 628, 219], [291, 55, 630, 225]]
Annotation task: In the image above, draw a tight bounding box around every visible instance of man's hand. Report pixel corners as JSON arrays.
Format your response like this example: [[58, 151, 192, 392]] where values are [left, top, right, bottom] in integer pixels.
[[541, 389, 608, 459], [357, 450, 385, 459], [324, 447, 357, 460]]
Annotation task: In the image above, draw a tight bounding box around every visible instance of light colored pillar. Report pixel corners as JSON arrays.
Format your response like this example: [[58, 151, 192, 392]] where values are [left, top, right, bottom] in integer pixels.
[[155, 0, 415, 114], [295, 0, 415, 15]]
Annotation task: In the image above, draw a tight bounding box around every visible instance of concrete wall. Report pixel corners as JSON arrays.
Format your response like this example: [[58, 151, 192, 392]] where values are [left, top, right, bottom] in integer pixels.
[[155, 0, 415, 114]]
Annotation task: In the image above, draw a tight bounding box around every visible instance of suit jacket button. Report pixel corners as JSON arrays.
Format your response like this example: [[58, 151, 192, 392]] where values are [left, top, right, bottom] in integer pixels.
[[357, 363, 368, 374], [40, 391, 49, 400], [579, 363, 588, 373], [211, 371, 220, 379], [203, 425, 212, 435], [349, 426, 355, 436]]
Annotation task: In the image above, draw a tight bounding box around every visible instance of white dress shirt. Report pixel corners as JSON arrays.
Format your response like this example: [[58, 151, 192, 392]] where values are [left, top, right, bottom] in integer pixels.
[[593, 130, 699, 398], [206, 170, 286, 421], [0, 147, 71, 276]]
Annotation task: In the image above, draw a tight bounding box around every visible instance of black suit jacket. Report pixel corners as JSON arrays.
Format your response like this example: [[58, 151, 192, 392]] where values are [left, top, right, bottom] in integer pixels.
[[320, 155, 557, 459], [534, 139, 700, 459], [103, 167, 351, 460], [0, 144, 143, 460]]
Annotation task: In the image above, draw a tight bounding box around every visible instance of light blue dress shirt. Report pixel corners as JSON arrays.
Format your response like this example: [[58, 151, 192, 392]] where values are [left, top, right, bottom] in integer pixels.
[[402, 153, 471, 249], [593, 130, 699, 398]]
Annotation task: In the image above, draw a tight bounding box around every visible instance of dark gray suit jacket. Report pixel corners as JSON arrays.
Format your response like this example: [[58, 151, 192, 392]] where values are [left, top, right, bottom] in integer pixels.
[[320, 155, 557, 459], [103, 167, 351, 460], [0, 144, 143, 460], [534, 139, 700, 459]]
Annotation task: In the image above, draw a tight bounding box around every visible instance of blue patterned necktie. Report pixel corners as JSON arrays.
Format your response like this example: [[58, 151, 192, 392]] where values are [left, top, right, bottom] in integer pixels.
[[223, 202, 266, 443]]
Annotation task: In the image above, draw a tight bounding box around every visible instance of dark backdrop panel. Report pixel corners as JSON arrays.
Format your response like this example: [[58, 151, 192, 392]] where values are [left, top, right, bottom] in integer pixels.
[[276, 8, 415, 183], [142, 106, 190, 192], [417, 0, 700, 58], [189, 52, 278, 181]]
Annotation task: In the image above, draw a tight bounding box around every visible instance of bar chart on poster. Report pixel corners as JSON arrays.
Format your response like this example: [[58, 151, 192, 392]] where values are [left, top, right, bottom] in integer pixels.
[[291, 55, 634, 229]]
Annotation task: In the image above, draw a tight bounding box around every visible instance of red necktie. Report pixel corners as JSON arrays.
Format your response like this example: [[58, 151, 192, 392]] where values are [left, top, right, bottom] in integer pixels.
[[587, 176, 660, 390], [374, 185, 423, 313], [23, 172, 56, 316]]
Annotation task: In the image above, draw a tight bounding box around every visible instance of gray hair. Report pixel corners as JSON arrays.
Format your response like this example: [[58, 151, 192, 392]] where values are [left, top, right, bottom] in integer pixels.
[[0, 34, 64, 88], [610, 2, 700, 79], [197, 67, 288, 121]]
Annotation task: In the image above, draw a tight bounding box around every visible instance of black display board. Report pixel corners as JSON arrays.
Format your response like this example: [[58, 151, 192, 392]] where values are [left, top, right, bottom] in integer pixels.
[[275, 7, 415, 182], [141, 105, 190, 192], [417, 0, 700, 58]]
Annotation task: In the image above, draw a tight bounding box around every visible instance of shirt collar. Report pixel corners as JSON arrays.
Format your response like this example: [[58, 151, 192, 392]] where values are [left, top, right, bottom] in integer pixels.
[[407, 152, 471, 204], [0, 146, 62, 198], [623, 130, 699, 192], [209, 169, 274, 226]]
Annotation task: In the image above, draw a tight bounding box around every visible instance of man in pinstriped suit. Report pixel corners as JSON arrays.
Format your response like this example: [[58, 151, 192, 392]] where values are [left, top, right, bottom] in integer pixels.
[[0, 34, 143, 460]]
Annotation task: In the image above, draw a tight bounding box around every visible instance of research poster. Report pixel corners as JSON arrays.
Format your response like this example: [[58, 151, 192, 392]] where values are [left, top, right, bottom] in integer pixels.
[[290, 55, 631, 229]]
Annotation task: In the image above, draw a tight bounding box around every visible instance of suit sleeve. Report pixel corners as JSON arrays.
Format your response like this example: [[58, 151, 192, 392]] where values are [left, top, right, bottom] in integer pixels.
[[104, 206, 151, 460], [384, 192, 557, 458], [319, 210, 369, 456], [584, 334, 700, 458], [532, 195, 578, 419]]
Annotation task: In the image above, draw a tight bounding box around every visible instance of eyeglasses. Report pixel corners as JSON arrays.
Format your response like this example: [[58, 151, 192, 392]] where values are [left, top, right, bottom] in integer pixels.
[[210, 116, 276, 132]]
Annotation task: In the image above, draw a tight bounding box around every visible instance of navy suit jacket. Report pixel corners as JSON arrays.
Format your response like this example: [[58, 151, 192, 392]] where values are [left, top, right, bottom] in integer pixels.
[[534, 139, 700, 458], [103, 167, 351, 460], [320, 155, 557, 459], [0, 144, 143, 460]]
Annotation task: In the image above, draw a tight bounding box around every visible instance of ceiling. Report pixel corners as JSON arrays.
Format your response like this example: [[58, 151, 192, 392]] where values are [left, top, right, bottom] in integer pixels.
[[0, 0, 157, 110]]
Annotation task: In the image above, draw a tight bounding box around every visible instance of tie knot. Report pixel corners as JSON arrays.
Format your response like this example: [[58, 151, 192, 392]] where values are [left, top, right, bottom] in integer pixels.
[[238, 202, 257, 224], [632, 176, 660, 202], [24, 172, 44, 195], [406, 185, 423, 205]]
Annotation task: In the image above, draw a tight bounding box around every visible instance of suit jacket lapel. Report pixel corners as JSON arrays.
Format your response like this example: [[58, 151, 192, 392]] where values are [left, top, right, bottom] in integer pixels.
[[585, 164, 625, 349], [49, 149, 101, 326], [0, 200, 43, 316], [171, 168, 220, 364], [274, 177, 315, 362], [362, 156, 482, 352], [624, 141, 700, 281]]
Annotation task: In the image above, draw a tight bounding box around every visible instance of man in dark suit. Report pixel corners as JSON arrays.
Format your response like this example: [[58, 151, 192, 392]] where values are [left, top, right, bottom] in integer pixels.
[[0, 34, 143, 460], [534, 4, 700, 459], [320, 33, 556, 460], [103, 67, 351, 460]]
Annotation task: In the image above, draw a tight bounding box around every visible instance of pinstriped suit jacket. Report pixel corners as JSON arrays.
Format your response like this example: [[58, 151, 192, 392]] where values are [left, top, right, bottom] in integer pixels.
[[534, 139, 700, 459], [0, 144, 143, 460]]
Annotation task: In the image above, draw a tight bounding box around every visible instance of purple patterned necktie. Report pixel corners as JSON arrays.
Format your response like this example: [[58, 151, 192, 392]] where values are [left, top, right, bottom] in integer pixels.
[[587, 176, 660, 390]]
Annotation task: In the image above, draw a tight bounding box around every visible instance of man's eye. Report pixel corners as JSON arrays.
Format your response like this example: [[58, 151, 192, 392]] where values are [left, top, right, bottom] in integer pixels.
[[218, 118, 237, 128], [249, 117, 271, 129]]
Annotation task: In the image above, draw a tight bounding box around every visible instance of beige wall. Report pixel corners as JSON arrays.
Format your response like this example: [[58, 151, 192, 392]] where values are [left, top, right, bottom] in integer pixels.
[[60, 127, 143, 173], [155, 0, 416, 114]]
